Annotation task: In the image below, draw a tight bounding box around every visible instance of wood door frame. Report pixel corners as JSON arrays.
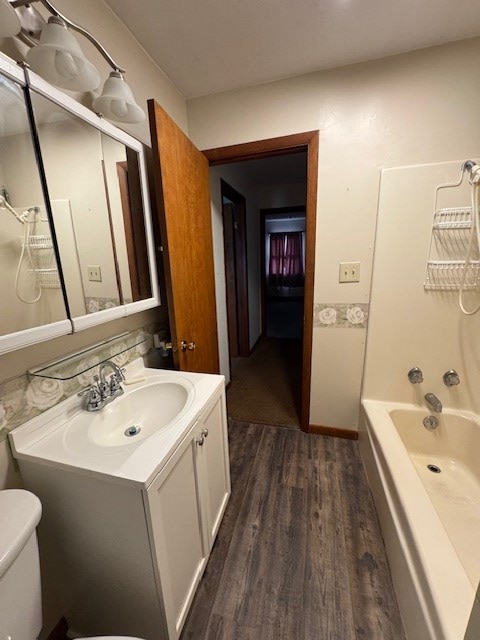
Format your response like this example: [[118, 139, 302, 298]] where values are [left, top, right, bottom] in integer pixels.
[[203, 131, 319, 432], [221, 180, 250, 359]]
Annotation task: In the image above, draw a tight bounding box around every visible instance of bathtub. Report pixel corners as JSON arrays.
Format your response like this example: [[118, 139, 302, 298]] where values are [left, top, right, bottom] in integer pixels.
[[359, 400, 478, 640]]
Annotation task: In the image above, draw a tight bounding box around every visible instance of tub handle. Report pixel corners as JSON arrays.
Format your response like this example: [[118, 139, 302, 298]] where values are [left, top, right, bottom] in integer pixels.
[[443, 369, 460, 387], [407, 367, 423, 384]]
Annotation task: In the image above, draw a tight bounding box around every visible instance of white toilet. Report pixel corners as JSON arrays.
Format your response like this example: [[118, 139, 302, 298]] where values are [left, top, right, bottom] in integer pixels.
[[0, 489, 145, 640]]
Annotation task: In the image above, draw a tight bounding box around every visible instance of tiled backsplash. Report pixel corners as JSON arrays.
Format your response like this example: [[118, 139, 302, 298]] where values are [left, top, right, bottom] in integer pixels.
[[0, 325, 161, 441], [313, 303, 369, 328]]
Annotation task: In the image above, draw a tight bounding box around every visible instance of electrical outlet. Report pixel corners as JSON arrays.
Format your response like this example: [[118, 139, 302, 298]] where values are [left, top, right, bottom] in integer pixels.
[[339, 262, 360, 283], [87, 265, 102, 282]]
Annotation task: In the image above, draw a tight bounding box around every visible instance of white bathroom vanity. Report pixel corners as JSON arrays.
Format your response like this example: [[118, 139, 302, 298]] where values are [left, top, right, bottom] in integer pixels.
[[9, 360, 231, 640]]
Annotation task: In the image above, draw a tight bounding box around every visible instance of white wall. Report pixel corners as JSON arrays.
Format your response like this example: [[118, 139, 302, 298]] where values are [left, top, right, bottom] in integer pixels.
[[188, 37, 480, 430]]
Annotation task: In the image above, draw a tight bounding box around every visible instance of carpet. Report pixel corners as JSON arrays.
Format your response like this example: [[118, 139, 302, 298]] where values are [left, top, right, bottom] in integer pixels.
[[226, 337, 302, 428]]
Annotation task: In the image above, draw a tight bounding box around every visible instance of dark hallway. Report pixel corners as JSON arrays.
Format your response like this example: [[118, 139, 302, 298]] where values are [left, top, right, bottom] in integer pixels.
[[226, 336, 302, 428]]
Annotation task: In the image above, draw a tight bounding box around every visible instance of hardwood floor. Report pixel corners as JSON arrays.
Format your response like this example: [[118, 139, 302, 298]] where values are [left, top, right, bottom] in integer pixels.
[[180, 421, 405, 640]]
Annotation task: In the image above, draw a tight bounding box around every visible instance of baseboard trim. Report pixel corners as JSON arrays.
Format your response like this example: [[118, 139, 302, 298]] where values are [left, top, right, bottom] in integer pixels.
[[309, 424, 358, 440], [46, 617, 68, 640]]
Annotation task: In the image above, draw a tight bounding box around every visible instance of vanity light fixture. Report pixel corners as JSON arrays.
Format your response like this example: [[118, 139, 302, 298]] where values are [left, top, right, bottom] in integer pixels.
[[1, 0, 145, 123], [92, 71, 145, 124], [25, 15, 101, 91]]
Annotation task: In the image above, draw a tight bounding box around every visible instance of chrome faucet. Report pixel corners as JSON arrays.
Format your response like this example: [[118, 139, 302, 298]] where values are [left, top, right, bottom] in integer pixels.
[[99, 359, 125, 397], [424, 393, 442, 413], [78, 360, 125, 411]]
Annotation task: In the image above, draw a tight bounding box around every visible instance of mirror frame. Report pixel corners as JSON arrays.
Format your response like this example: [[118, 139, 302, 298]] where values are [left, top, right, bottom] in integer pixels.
[[0, 52, 72, 354], [0, 51, 159, 355]]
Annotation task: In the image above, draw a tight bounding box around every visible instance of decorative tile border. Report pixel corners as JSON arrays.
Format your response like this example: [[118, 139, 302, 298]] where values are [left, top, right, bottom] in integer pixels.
[[313, 303, 369, 329], [0, 324, 163, 442], [85, 297, 121, 314]]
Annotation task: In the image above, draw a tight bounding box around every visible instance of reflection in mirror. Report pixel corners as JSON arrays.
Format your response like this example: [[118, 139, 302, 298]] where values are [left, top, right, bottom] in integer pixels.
[[100, 134, 152, 303], [29, 90, 122, 316], [28, 90, 153, 318], [0, 73, 67, 337]]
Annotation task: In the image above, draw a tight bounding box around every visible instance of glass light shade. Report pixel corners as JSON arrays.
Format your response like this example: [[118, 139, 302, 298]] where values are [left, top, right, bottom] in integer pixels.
[[92, 71, 145, 124], [26, 17, 101, 91], [0, 0, 21, 37]]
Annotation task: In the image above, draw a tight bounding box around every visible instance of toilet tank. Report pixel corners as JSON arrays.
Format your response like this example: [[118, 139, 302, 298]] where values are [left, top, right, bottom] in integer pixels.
[[0, 489, 42, 640]]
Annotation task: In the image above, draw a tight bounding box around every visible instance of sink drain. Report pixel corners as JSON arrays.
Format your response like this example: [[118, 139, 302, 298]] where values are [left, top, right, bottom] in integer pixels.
[[427, 464, 441, 473], [125, 425, 141, 437]]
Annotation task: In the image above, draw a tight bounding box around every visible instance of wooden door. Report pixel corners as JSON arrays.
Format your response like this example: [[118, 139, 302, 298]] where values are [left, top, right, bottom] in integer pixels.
[[148, 100, 220, 373]]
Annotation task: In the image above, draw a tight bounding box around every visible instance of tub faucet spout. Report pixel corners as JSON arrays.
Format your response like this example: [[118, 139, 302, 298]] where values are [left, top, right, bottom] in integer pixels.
[[424, 393, 442, 413]]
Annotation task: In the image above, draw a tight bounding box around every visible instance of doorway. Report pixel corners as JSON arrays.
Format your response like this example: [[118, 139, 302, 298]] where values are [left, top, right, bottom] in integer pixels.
[[204, 131, 319, 431]]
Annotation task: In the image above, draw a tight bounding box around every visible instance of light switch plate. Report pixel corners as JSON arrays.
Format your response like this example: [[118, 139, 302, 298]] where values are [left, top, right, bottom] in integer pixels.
[[87, 265, 102, 282], [339, 262, 360, 283]]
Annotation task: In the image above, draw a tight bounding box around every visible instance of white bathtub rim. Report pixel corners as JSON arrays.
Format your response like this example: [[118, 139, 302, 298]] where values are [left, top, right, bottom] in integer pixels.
[[365, 399, 480, 424], [366, 428, 439, 639], [362, 398, 475, 640]]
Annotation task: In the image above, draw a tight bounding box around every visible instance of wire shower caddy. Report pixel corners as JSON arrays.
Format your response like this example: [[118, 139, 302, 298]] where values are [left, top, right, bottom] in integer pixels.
[[20, 233, 61, 289], [424, 183, 480, 291]]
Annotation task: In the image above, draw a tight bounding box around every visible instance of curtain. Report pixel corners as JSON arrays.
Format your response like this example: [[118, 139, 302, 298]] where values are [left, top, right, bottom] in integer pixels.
[[268, 231, 304, 287]]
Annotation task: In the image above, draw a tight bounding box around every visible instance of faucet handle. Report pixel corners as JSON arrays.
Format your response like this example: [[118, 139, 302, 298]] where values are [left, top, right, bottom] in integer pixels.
[[408, 367, 423, 384], [443, 369, 460, 387], [109, 373, 124, 396], [78, 384, 104, 411]]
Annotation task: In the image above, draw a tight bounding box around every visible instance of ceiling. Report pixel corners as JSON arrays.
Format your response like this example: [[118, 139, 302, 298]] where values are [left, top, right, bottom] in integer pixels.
[[105, 0, 480, 100]]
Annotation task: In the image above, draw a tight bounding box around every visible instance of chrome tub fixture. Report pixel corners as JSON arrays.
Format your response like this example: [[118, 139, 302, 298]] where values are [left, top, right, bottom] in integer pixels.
[[0, 0, 145, 123], [424, 393, 442, 413], [423, 415, 439, 430], [407, 367, 424, 384], [443, 369, 460, 387]]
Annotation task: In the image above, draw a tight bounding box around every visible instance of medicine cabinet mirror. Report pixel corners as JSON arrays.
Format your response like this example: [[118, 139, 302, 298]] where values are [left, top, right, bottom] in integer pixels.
[[0, 55, 70, 354], [0, 53, 159, 354]]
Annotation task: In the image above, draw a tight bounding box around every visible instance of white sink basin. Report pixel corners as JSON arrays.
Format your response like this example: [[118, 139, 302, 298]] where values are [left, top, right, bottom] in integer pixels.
[[9, 362, 225, 484], [85, 381, 191, 447]]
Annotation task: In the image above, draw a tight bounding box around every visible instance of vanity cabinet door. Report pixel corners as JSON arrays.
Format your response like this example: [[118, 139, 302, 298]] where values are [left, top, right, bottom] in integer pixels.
[[145, 388, 230, 640], [195, 392, 231, 553], [146, 430, 207, 640]]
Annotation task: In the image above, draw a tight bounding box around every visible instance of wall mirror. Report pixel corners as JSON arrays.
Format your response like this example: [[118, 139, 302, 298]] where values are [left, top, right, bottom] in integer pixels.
[[28, 71, 159, 332], [0, 51, 159, 355], [0, 55, 71, 354]]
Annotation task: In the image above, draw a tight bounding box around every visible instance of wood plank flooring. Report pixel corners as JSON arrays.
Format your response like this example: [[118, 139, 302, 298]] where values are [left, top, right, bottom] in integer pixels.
[[180, 421, 405, 640]]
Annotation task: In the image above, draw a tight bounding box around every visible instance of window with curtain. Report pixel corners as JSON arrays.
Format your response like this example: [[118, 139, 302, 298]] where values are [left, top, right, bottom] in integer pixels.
[[268, 231, 304, 287]]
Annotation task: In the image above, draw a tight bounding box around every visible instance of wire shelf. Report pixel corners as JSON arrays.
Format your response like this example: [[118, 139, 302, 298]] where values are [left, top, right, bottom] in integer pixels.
[[432, 207, 472, 230], [28, 268, 61, 289], [21, 234, 54, 250], [424, 261, 480, 290]]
